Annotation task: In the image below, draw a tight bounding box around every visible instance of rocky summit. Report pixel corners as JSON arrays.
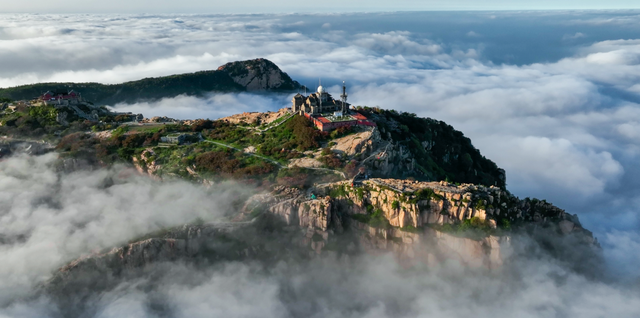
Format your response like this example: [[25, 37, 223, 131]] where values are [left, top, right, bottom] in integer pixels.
[[217, 58, 301, 91]]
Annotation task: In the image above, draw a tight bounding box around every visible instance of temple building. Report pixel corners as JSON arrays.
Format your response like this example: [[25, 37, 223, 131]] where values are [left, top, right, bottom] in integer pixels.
[[40, 89, 83, 106], [291, 81, 375, 132], [291, 82, 348, 115]]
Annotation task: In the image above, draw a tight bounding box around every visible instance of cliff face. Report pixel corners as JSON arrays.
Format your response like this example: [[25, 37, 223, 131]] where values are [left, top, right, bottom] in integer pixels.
[[44, 177, 601, 301], [242, 178, 597, 269]]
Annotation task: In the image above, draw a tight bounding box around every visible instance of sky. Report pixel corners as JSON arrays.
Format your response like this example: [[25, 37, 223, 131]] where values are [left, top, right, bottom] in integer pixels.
[[1, 10, 640, 316], [3, 1, 640, 13]]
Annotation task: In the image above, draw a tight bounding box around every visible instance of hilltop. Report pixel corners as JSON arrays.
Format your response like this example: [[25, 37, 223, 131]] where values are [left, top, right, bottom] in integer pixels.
[[0, 58, 300, 105]]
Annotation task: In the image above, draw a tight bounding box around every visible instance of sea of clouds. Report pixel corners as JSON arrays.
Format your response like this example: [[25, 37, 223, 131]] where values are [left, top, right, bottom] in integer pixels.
[[0, 154, 639, 318], [0, 11, 639, 315]]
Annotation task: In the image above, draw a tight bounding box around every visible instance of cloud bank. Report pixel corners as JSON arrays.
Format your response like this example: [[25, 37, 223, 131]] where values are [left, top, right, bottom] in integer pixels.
[[0, 153, 638, 317], [0, 153, 250, 306], [0, 11, 639, 276]]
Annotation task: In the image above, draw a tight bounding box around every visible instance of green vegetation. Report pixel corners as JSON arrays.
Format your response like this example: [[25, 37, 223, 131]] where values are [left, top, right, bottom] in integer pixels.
[[391, 200, 400, 209], [0, 104, 92, 138], [355, 186, 365, 200], [329, 184, 348, 198], [356, 106, 505, 188], [369, 208, 392, 229], [474, 200, 487, 210], [407, 188, 443, 204], [350, 208, 392, 229], [257, 115, 325, 159], [193, 149, 276, 178], [432, 216, 497, 239], [400, 225, 422, 233], [274, 166, 337, 189]]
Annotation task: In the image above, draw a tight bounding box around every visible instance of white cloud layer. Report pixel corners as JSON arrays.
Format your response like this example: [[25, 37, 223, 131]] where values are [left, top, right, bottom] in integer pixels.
[[0, 154, 249, 305], [0, 11, 639, 277], [0, 153, 638, 317]]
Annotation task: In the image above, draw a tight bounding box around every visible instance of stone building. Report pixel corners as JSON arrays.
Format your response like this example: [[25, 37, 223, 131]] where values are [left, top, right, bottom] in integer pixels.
[[291, 83, 348, 115], [40, 89, 83, 106], [291, 82, 375, 132]]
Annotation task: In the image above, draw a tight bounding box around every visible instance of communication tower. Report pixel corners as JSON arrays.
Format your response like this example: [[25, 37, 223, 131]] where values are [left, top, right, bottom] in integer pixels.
[[340, 81, 348, 114]]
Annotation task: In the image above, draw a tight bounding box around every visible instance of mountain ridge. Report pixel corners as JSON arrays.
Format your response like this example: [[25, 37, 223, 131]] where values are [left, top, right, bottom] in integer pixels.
[[0, 58, 301, 105]]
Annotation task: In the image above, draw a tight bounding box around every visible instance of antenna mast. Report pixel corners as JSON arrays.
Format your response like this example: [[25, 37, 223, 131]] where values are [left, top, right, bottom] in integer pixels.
[[340, 81, 348, 114]]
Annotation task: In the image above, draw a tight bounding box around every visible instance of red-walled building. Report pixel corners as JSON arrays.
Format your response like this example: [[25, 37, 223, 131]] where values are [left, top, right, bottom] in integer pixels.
[[40, 89, 81, 104], [304, 111, 376, 132]]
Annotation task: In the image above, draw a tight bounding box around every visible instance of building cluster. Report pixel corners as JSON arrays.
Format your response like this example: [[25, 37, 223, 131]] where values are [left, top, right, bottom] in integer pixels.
[[40, 89, 83, 106], [291, 81, 375, 132], [291, 82, 348, 115]]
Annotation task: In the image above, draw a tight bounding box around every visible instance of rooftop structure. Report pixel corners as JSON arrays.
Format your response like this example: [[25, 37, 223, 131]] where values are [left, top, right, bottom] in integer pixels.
[[292, 81, 375, 131], [40, 89, 83, 106], [291, 80, 348, 115]]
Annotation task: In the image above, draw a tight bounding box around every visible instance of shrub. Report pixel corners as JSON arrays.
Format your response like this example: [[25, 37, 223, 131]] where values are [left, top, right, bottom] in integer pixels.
[[191, 119, 214, 132], [400, 225, 421, 233], [369, 208, 391, 229], [320, 153, 342, 169], [391, 200, 400, 210], [114, 114, 132, 122], [329, 184, 347, 198], [329, 126, 352, 139]]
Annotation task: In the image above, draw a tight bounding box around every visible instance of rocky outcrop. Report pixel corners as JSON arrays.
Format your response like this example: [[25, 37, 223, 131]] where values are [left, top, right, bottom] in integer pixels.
[[330, 128, 379, 157], [43, 222, 268, 295], [217, 58, 300, 91], [132, 148, 161, 178], [357, 108, 506, 187], [320, 179, 504, 228], [242, 178, 597, 269], [351, 222, 509, 269], [220, 107, 290, 126]]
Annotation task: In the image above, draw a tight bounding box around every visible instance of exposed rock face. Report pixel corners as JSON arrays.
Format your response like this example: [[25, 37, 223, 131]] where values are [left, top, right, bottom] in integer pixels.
[[288, 157, 324, 168], [243, 178, 597, 269], [329, 126, 424, 179], [43, 222, 273, 297], [330, 128, 378, 157], [351, 222, 510, 269], [320, 179, 505, 228], [132, 148, 161, 178], [220, 107, 290, 125], [357, 108, 506, 187], [217, 58, 300, 91]]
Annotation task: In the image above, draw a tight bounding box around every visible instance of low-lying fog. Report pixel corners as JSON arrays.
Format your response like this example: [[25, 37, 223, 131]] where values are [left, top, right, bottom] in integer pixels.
[[0, 154, 638, 318]]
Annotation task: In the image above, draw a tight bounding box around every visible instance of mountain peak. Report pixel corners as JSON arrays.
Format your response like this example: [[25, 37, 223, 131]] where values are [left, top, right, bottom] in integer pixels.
[[218, 58, 300, 91]]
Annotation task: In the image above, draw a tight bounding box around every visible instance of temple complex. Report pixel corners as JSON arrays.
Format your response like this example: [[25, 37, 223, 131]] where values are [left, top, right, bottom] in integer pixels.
[[291, 81, 375, 131], [291, 81, 348, 115]]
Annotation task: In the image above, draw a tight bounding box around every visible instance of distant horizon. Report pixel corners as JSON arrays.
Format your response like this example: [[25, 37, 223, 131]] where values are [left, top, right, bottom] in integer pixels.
[[4, 9, 640, 14], [3, 0, 640, 14]]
